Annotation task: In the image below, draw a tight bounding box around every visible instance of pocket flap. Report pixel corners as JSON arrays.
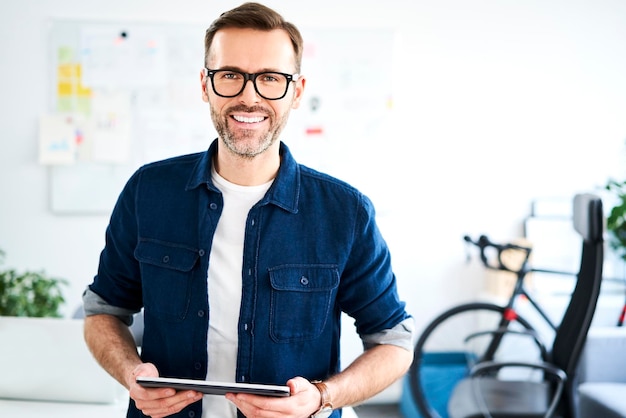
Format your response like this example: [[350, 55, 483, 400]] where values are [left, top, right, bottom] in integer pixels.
[[135, 239, 199, 272], [269, 265, 339, 292]]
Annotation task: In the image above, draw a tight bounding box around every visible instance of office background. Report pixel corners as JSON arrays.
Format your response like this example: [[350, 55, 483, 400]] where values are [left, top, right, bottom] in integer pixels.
[[1, 0, 625, 355]]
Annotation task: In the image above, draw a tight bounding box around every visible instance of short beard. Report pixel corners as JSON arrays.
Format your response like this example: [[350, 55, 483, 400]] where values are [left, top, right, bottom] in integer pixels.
[[212, 105, 289, 159]]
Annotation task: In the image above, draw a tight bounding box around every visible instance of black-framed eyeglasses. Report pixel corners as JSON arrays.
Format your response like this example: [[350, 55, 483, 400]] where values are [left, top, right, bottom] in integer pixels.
[[204, 68, 299, 100]]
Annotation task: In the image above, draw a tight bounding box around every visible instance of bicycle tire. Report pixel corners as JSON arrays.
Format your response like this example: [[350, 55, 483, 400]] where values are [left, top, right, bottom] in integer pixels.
[[408, 302, 538, 418]]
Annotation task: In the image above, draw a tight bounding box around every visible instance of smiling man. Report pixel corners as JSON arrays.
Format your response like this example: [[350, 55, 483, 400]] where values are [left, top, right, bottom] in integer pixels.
[[83, 3, 414, 418]]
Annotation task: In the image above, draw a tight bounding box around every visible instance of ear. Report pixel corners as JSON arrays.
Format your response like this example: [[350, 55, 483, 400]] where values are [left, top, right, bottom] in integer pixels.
[[291, 75, 306, 109], [200, 69, 209, 103]]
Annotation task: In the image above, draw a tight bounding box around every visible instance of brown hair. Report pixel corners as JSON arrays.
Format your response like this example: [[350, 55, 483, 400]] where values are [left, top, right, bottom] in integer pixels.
[[204, 2, 304, 72]]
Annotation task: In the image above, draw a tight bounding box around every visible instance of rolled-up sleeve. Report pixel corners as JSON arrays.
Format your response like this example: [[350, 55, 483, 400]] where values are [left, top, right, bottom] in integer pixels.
[[82, 287, 139, 326], [361, 317, 416, 352]]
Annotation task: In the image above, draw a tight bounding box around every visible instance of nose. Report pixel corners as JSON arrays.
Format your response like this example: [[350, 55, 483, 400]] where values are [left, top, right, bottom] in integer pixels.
[[239, 78, 261, 103]]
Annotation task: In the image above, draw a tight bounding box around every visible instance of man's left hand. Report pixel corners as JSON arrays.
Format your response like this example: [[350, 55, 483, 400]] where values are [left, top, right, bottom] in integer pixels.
[[225, 376, 321, 418]]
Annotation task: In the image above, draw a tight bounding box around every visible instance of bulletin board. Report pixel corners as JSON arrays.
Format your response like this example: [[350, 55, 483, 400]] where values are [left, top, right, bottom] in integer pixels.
[[44, 19, 396, 214]]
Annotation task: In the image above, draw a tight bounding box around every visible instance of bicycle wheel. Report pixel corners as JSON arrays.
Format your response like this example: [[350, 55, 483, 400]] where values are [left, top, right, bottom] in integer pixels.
[[408, 302, 538, 418]]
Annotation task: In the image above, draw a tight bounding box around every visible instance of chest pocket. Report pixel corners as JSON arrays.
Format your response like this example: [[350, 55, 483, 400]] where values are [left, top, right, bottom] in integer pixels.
[[135, 239, 200, 322], [269, 265, 339, 342]]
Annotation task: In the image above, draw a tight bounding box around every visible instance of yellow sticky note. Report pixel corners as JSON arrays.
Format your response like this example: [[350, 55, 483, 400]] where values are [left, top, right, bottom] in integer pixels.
[[57, 81, 74, 96], [77, 83, 92, 98], [57, 63, 75, 79]]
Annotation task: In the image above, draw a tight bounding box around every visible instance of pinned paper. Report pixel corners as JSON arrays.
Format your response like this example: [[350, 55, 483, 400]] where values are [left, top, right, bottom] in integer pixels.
[[87, 91, 132, 164], [38, 115, 78, 165], [79, 26, 167, 88]]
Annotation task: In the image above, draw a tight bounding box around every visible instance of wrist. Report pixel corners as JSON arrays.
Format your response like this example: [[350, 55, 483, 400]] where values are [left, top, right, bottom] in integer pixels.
[[311, 380, 333, 418]]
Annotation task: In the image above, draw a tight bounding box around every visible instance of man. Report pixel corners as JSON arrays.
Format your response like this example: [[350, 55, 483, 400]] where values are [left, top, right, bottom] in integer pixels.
[[83, 3, 414, 418]]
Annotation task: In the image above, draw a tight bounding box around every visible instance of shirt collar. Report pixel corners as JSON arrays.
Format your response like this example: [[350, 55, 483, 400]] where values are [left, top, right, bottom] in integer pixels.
[[186, 139, 300, 214]]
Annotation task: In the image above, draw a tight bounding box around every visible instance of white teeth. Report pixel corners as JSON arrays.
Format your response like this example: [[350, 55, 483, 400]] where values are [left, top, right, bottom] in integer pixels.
[[233, 115, 264, 123]]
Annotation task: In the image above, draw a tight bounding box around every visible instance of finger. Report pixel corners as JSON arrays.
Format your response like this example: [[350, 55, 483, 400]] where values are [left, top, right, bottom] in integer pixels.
[[129, 363, 159, 388], [138, 390, 203, 418], [129, 363, 163, 400], [131, 385, 176, 401], [286, 376, 309, 395], [227, 393, 293, 418], [134, 389, 197, 409]]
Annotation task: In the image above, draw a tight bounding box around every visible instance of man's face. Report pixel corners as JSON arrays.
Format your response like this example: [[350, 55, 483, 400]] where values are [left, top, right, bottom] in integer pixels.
[[201, 28, 305, 158]]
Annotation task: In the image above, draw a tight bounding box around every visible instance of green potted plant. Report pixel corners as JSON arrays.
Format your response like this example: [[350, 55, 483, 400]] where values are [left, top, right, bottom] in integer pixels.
[[604, 179, 626, 262], [0, 249, 68, 317]]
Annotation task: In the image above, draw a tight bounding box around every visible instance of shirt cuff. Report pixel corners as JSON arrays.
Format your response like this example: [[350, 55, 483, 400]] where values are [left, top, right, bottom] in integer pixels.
[[361, 317, 416, 352], [82, 287, 139, 326]]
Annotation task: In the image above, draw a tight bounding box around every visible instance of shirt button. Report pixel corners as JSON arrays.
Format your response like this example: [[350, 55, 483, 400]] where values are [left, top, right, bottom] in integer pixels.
[[199, 249, 205, 257], [300, 276, 309, 286], [162, 255, 170, 264], [194, 362, 202, 370], [188, 411, 196, 418], [209, 203, 218, 210], [198, 310, 205, 317]]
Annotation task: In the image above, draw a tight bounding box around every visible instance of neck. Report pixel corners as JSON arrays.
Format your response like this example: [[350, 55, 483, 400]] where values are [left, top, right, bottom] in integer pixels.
[[214, 141, 281, 186]]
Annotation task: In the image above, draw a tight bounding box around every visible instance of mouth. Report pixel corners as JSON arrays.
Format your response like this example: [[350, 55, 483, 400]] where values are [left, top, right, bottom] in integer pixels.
[[231, 114, 267, 124]]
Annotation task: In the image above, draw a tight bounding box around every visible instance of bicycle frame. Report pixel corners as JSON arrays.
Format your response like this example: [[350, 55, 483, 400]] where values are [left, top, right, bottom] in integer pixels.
[[464, 235, 575, 361]]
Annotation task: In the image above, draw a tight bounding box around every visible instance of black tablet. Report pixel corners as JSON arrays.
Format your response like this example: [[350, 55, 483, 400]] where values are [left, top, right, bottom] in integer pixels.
[[136, 376, 290, 397]]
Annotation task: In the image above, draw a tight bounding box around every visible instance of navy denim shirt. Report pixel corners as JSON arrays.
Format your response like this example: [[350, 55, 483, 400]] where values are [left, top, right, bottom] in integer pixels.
[[89, 140, 409, 418]]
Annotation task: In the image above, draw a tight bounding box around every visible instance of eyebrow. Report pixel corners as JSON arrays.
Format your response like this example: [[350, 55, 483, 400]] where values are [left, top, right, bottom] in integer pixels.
[[211, 66, 288, 74]]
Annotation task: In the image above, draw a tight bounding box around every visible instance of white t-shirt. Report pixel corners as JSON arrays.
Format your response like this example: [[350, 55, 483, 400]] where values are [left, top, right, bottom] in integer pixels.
[[203, 167, 272, 418]]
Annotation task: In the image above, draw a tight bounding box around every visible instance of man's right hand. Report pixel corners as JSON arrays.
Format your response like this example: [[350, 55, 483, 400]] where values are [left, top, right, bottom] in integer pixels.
[[128, 363, 203, 418]]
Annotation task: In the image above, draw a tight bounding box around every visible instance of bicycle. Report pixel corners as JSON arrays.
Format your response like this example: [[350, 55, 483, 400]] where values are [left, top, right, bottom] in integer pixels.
[[407, 234, 575, 418]]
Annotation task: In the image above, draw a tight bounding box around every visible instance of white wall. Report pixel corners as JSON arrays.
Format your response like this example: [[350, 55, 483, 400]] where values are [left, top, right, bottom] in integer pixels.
[[1, 0, 625, 340]]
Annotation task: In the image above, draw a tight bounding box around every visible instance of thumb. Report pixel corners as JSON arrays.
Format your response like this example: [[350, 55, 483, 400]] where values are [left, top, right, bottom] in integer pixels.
[[128, 362, 159, 388], [286, 376, 310, 395]]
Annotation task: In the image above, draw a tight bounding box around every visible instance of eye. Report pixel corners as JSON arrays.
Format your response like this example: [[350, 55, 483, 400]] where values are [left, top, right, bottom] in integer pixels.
[[218, 71, 242, 80], [260, 73, 281, 83]]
